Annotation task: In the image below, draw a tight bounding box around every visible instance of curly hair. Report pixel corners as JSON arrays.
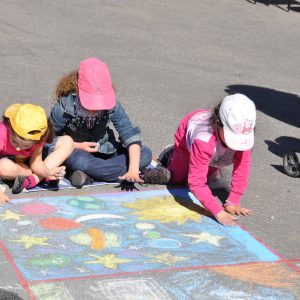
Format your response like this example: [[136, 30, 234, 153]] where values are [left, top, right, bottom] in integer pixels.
[[55, 70, 78, 99], [54, 70, 117, 100]]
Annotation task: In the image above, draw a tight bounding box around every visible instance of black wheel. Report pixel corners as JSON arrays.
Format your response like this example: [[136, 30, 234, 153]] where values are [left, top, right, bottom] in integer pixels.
[[283, 152, 300, 177]]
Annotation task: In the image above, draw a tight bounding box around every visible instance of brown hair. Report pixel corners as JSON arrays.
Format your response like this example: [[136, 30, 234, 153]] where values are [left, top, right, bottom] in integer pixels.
[[54, 70, 117, 100], [44, 119, 55, 143], [3, 117, 54, 144], [212, 102, 223, 128], [55, 70, 78, 99]]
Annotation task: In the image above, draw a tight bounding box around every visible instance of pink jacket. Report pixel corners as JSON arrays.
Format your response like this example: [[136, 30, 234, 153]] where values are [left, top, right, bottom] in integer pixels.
[[169, 110, 252, 216]]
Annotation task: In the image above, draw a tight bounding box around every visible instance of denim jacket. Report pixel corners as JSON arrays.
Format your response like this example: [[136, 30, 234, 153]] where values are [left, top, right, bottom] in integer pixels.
[[49, 93, 141, 155]]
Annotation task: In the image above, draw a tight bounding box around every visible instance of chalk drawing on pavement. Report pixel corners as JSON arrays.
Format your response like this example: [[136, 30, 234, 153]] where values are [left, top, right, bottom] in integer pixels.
[[30, 282, 74, 300], [27, 262, 299, 300], [0, 189, 280, 282]]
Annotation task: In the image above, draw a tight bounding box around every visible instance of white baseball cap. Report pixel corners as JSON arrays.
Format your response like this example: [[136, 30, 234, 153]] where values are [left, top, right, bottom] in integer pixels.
[[219, 94, 256, 151]]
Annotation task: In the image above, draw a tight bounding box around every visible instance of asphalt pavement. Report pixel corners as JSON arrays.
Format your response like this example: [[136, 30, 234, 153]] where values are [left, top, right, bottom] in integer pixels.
[[0, 1, 299, 299]]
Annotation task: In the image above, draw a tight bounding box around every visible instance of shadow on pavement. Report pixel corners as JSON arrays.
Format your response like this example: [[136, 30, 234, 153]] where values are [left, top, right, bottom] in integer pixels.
[[247, 0, 300, 12], [114, 181, 141, 192], [166, 186, 211, 217], [265, 136, 300, 174], [265, 136, 300, 157], [166, 185, 232, 220], [225, 84, 300, 128], [0, 289, 24, 300]]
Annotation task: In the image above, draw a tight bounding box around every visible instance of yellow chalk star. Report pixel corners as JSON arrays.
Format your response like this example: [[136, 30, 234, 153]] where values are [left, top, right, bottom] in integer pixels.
[[0, 210, 25, 221], [148, 251, 188, 266], [122, 196, 201, 225], [182, 232, 224, 246], [10, 235, 51, 249], [85, 253, 132, 269]]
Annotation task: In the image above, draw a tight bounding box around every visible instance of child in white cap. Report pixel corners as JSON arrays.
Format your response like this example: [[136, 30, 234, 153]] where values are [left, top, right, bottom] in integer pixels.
[[0, 103, 73, 204], [158, 94, 256, 226]]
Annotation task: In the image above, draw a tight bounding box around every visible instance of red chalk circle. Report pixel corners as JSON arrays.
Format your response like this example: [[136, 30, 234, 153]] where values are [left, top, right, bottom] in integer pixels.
[[21, 203, 57, 215], [40, 217, 81, 231]]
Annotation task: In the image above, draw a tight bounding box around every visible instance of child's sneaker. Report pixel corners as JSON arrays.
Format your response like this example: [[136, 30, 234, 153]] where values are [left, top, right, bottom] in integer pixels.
[[12, 176, 25, 194], [158, 144, 174, 167], [44, 178, 60, 188], [70, 170, 93, 189], [12, 175, 38, 193], [141, 165, 171, 184]]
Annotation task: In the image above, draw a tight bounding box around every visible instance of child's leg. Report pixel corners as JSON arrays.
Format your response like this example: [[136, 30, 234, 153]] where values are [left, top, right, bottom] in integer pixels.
[[0, 158, 32, 179], [139, 146, 153, 169], [0, 158, 38, 194], [65, 149, 127, 182], [43, 136, 74, 169], [67, 145, 150, 185], [168, 147, 189, 184], [113, 143, 152, 170]]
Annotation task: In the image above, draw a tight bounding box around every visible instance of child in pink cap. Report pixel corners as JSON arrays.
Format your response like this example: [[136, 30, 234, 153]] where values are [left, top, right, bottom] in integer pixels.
[[158, 94, 256, 226], [49, 58, 170, 187]]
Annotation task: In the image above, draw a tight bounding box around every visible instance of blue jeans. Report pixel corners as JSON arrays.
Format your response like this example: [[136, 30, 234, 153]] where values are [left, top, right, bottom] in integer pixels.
[[64, 145, 152, 182]]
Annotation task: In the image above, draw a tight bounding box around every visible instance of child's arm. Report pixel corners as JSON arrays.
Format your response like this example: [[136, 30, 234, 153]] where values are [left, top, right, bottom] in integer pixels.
[[224, 204, 251, 216], [110, 101, 143, 182], [188, 140, 238, 226], [110, 101, 141, 148], [29, 146, 65, 180], [118, 143, 143, 183], [188, 139, 224, 216], [49, 98, 70, 134], [227, 150, 252, 203], [224, 150, 252, 216]]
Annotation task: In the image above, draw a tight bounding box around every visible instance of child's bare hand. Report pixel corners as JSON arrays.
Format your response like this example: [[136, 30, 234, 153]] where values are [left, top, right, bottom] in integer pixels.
[[0, 190, 9, 205], [119, 170, 144, 183], [79, 142, 99, 153], [224, 204, 252, 216], [216, 210, 237, 227], [47, 166, 66, 180]]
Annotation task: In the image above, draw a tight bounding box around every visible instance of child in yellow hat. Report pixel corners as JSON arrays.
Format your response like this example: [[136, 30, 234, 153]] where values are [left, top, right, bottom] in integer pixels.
[[0, 103, 74, 204]]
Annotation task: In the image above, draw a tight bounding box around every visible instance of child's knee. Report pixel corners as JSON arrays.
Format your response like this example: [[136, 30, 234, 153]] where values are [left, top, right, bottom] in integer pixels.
[[67, 153, 91, 171], [55, 135, 74, 155], [99, 164, 127, 182], [169, 169, 187, 184], [170, 175, 187, 185], [140, 146, 152, 168], [0, 158, 12, 176], [0, 158, 32, 178]]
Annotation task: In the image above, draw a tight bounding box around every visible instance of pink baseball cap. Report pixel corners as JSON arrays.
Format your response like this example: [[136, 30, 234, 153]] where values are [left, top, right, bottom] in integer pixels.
[[78, 58, 116, 111], [219, 94, 256, 151]]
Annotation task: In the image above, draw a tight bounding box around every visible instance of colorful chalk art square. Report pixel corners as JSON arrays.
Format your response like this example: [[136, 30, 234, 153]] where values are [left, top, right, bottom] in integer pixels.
[[0, 189, 279, 281]]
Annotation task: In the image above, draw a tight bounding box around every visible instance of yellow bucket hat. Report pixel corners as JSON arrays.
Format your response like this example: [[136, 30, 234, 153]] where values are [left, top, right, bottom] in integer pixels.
[[4, 103, 48, 141]]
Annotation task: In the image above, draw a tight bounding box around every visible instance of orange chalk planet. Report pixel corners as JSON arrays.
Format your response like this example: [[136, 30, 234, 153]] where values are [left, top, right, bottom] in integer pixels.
[[40, 217, 81, 230]]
